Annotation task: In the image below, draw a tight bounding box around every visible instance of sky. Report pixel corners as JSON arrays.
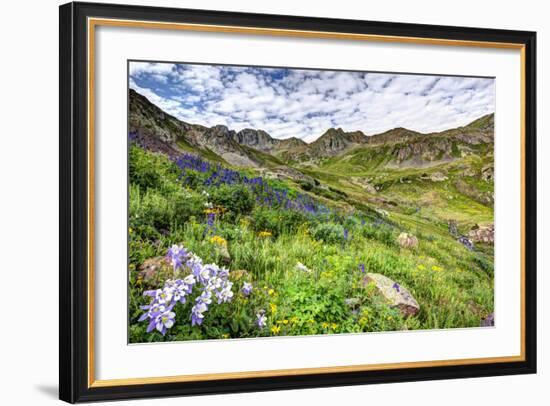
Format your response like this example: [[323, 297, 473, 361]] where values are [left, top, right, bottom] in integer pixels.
[[129, 61, 495, 143]]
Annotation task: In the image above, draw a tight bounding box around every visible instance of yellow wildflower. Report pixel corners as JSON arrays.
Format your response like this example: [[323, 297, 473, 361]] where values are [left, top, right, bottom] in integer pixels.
[[331, 323, 338, 329], [221, 333, 230, 339], [209, 235, 227, 246], [431, 265, 443, 272], [291, 316, 299, 324], [417, 264, 426, 271], [271, 325, 281, 334], [322, 322, 329, 329], [268, 288, 275, 296], [307, 319, 315, 324], [203, 206, 226, 214], [270, 303, 277, 313], [282, 319, 289, 325], [258, 231, 272, 238]]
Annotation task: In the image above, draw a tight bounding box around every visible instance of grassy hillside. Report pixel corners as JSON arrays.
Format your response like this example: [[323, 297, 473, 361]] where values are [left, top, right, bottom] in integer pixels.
[[128, 136, 494, 342]]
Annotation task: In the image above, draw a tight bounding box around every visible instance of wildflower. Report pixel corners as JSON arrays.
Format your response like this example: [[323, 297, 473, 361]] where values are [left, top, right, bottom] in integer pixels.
[[242, 282, 253, 297], [166, 244, 187, 271], [359, 263, 365, 274], [141, 245, 234, 333], [216, 281, 234, 304], [432, 265, 443, 272], [198, 263, 218, 284], [221, 333, 230, 339], [331, 323, 338, 329], [270, 303, 277, 313], [191, 302, 208, 326], [344, 229, 349, 241], [144, 288, 173, 306], [256, 311, 267, 329], [268, 288, 275, 296], [209, 235, 227, 246], [258, 231, 272, 238], [205, 212, 216, 233], [271, 325, 281, 334], [392, 282, 401, 292], [282, 319, 289, 325], [417, 264, 426, 271], [182, 274, 196, 291], [169, 280, 189, 304], [152, 307, 176, 336], [139, 302, 165, 322], [322, 322, 329, 329]]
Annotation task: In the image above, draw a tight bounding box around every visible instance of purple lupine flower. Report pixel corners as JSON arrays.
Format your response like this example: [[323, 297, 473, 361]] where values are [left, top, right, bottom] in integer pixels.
[[256, 311, 267, 329], [207, 212, 215, 227], [392, 282, 401, 292], [241, 282, 253, 297], [359, 264, 365, 274], [343, 229, 349, 241]]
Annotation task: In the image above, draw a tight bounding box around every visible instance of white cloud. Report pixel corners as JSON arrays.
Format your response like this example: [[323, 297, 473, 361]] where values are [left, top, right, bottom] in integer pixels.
[[129, 62, 495, 141]]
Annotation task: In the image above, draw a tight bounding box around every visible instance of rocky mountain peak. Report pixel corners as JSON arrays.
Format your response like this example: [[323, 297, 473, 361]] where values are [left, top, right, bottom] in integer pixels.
[[309, 127, 367, 156], [233, 128, 278, 152]]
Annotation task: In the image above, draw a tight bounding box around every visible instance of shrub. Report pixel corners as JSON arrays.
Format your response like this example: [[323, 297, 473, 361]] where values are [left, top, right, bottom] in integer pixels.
[[209, 184, 254, 219], [361, 223, 397, 247], [312, 222, 346, 244], [251, 207, 307, 237], [129, 184, 204, 231], [129, 145, 178, 190]]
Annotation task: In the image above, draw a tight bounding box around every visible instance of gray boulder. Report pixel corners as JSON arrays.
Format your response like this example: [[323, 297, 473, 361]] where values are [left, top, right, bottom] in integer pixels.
[[362, 273, 420, 317]]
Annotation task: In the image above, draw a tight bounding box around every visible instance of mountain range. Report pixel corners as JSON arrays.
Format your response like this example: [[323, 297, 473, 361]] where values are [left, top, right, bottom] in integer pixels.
[[129, 88, 494, 176]]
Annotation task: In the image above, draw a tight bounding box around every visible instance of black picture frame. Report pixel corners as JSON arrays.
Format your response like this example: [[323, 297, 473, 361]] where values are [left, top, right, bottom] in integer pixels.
[[59, 1, 537, 403]]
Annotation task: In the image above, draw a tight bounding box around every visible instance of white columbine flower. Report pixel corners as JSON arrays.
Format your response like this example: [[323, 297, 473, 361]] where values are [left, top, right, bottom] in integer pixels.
[[183, 274, 196, 285]]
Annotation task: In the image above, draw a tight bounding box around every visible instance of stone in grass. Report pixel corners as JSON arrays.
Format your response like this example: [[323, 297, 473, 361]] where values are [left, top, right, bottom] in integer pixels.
[[362, 273, 420, 317], [480, 312, 494, 327], [217, 243, 232, 265], [397, 232, 418, 249], [137, 256, 174, 288]]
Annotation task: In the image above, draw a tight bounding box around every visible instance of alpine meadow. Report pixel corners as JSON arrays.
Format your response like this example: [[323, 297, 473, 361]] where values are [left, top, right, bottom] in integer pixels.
[[128, 62, 496, 343]]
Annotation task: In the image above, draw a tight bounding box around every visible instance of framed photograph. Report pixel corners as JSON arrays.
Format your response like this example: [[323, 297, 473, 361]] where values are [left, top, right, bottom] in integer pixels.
[[59, 1, 536, 403]]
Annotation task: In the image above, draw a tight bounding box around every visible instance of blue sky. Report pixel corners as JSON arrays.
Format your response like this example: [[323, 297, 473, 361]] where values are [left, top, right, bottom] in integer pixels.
[[129, 61, 495, 143]]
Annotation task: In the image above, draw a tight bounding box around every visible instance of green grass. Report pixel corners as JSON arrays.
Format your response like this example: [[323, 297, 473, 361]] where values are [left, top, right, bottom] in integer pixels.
[[128, 144, 494, 343]]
